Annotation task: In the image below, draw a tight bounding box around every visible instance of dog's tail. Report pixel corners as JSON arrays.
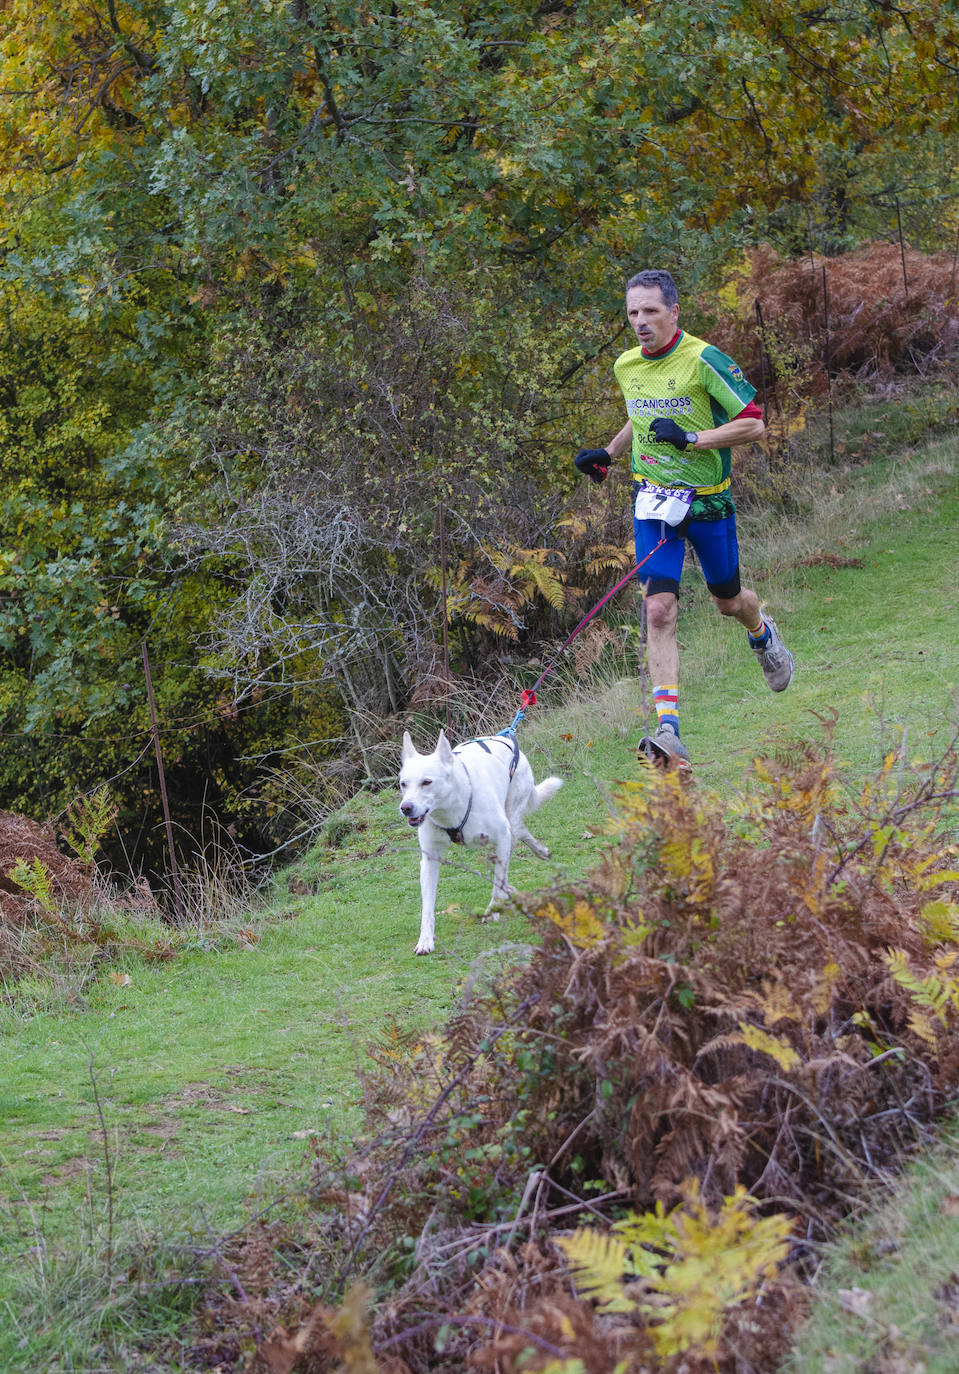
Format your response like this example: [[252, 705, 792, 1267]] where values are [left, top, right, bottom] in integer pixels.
[[530, 776, 563, 811]]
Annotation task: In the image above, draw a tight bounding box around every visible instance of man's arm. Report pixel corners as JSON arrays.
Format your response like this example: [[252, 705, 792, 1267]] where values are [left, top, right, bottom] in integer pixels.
[[689, 412, 764, 450], [651, 401, 765, 454], [573, 419, 632, 483], [604, 419, 633, 460]]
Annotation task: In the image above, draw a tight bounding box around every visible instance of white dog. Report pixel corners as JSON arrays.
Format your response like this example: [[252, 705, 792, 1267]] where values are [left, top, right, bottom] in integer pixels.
[[399, 729, 563, 954]]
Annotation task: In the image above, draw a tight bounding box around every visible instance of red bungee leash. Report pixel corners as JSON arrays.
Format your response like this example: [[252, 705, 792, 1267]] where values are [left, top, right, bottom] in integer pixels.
[[501, 536, 668, 735]]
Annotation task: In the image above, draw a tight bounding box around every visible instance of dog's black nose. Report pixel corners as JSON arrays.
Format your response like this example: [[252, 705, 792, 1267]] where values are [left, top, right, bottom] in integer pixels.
[[400, 801, 413, 815]]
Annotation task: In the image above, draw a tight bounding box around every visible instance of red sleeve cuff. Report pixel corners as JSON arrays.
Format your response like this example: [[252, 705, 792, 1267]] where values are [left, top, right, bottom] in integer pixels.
[[736, 400, 763, 420]]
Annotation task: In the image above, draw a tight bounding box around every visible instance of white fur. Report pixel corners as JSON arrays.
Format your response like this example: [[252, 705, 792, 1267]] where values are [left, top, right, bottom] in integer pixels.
[[399, 729, 563, 954]]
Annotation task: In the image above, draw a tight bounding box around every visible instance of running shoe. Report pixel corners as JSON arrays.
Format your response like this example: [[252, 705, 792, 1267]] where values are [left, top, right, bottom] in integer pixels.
[[638, 722, 691, 768], [751, 616, 794, 692]]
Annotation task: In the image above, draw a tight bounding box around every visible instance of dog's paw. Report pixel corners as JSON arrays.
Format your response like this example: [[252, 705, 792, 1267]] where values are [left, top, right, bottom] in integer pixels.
[[414, 940, 434, 955]]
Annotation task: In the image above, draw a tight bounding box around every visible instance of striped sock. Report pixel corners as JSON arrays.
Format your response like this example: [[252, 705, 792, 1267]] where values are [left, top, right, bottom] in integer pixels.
[[653, 684, 679, 735], [747, 617, 770, 647]]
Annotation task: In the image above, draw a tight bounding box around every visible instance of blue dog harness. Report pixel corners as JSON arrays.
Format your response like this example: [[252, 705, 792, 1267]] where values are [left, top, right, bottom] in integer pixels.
[[443, 735, 520, 843]]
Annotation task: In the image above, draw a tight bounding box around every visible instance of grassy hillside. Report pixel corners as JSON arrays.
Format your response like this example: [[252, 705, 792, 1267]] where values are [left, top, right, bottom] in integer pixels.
[[0, 427, 957, 1370], [784, 1120, 959, 1373]]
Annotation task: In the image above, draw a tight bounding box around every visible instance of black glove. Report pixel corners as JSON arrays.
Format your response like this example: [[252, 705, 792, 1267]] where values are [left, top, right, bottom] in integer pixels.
[[649, 417, 691, 450], [574, 448, 610, 483]]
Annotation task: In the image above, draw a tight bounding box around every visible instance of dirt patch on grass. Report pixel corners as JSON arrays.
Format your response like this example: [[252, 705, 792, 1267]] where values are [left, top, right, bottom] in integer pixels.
[[38, 1157, 95, 1187], [797, 552, 866, 569], [139, 1120, 181, 1139], [156, 1082, 259, 1119]]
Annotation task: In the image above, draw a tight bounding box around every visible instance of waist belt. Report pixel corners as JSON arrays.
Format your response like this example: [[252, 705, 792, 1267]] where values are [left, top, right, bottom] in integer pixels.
[[693, 476, 731, 496], [631, 475, 731, 496]]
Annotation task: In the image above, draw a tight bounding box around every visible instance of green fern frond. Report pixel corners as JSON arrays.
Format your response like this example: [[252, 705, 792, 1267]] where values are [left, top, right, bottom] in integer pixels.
[[570, 1187, 792, 1359], [919, 900, 959, 945], [519, 559, 566, 610], [8, 856, 57, 916], [887, 948, 959, 1023], [61, 785, 117, 872], [557, 1228, 634, 1312]]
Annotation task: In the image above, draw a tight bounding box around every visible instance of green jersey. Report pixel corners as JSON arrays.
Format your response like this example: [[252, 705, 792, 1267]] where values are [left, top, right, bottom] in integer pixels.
[[613, 330, 757, 492]]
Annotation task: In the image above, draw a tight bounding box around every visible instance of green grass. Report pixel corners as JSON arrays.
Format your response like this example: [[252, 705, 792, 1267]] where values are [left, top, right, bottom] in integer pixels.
[[784, 1124, 959, 1374], [0, 792, 592, 1369], [0, 431, 958, 1369]]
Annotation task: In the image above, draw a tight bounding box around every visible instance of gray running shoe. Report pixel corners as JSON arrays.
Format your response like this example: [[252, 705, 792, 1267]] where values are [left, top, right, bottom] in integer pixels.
[[645, 722, 691, 767], [751, 616, 794, 692]]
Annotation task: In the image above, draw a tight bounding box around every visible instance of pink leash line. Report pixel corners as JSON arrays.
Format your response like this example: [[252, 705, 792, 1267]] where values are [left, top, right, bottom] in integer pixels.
[[505, 536, 668, 729]]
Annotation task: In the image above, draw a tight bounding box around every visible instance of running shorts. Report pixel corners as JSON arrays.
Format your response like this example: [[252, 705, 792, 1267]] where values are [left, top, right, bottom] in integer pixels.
[[633, 508, 742, 599]]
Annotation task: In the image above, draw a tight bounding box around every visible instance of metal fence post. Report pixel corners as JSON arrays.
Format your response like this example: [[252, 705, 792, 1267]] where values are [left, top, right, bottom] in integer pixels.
[[141, 640, 186, 924]]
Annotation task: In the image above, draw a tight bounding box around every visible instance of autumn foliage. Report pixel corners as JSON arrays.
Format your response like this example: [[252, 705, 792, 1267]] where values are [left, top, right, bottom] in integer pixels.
[[712, 240, 959, 395], [4, 0, 959, 863], [172, 724, 959, 1371]]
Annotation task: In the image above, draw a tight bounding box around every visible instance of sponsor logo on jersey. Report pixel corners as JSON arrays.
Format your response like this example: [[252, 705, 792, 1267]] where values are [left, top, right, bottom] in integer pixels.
[[728, 364, 744, 381], [625, 395, 693, 416], [636, 453, 660, 465]]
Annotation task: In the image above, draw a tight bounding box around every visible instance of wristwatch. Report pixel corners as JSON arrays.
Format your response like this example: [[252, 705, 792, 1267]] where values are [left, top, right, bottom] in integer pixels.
[[685, 431, 698, 449]]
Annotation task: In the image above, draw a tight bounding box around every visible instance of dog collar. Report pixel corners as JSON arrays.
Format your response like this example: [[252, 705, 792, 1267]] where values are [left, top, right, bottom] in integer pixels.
[[444, 758, 473, 844]]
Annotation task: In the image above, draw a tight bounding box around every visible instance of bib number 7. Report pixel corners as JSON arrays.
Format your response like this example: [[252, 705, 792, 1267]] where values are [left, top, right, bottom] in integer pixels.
[[633, 481, 694, 526]]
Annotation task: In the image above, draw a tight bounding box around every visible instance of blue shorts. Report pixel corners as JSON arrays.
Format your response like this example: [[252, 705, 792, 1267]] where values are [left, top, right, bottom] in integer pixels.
[[633, 512, 742, 599]]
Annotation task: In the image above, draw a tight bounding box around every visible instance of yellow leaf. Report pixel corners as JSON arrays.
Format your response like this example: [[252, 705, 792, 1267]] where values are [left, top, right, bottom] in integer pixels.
[[733, 1022, 800, 1071], [919, 899, 959, 944], [539, 899, 606, 949], [907, 1009, 939, 1047], [919, 870, 959, 891], [758, 980, 801, 1025]]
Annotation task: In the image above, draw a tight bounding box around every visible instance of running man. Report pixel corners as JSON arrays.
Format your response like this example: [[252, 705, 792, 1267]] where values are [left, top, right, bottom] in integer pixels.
[[574, 268, 793, 767]]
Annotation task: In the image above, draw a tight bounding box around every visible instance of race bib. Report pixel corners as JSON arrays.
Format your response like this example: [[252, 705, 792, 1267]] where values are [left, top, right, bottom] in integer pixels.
[[633, 481, 694, 526]]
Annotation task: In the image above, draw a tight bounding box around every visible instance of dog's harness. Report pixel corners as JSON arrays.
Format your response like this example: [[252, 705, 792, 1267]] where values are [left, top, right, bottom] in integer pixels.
[[444, 758, 473, 843], [443, 735, 520, 844], [464, 733, 520, 778]]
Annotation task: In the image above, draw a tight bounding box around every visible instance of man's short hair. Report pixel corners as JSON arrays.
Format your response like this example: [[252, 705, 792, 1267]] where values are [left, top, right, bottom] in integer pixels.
[[626, 269, 679, 307]]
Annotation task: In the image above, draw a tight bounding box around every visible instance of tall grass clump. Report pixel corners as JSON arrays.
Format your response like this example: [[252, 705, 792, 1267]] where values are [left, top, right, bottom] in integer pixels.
[[0, 788, 278, 1016]]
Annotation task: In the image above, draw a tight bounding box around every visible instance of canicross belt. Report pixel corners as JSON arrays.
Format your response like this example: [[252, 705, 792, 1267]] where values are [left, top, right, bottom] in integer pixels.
[[633, 475, 732, 496]]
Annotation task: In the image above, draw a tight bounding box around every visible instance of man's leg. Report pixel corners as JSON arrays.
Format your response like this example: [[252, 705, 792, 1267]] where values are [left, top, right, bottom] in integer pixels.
[[632, 505, 690, 763], [645, 591, 680, 685], [687, 515, 794, 693], [710, 585, 762, 631], [712, 588, 794, 691], [643, 591, 690, 764]]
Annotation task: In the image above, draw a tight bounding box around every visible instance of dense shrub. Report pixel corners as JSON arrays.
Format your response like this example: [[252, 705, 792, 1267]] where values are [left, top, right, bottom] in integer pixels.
[[710, 240, 959, 395]]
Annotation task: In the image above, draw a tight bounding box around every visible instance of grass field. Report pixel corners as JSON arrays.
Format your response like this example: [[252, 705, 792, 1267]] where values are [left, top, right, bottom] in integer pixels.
[[1, 431, 957, 1370]]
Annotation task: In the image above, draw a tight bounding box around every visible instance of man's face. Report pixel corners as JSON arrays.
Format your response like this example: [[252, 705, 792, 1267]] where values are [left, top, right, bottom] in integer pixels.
[[626, 285, 680, 353]]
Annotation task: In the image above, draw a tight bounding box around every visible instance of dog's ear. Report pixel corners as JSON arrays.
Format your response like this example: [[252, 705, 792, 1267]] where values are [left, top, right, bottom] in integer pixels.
[[401, 730, 416, 763], [436, 730, 454, 763]]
